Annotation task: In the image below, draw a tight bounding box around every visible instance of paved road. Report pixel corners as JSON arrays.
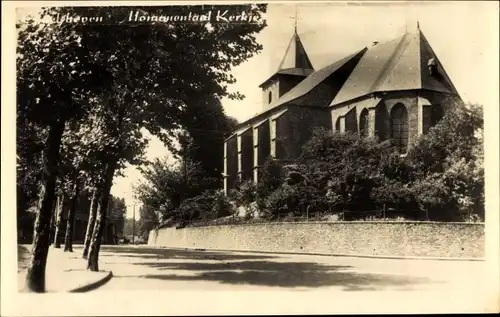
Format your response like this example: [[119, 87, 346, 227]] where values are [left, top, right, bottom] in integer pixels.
[[91, 245, 486, 293]]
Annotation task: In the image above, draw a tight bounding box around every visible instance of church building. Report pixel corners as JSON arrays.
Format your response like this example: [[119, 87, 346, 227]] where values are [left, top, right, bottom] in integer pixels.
[[223, 24, 461, 194]]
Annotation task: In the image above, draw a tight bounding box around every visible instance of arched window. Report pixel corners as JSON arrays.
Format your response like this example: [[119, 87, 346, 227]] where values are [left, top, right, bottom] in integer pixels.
[[268, 91, 272, 104], [431, 104, 443, 128], [335, 117, 341, 132], [359, 108, 369, 137], [390, 103, 409, 154], [375, 103, 389, 141], [423, 104, 444, 134]]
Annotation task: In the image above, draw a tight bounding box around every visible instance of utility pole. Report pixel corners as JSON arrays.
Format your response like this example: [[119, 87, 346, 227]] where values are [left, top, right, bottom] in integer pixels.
[[132, 204, 135, 244]]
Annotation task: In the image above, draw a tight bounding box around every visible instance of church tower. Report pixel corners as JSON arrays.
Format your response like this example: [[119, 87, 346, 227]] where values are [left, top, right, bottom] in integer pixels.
[[259, 27, 314, 110]]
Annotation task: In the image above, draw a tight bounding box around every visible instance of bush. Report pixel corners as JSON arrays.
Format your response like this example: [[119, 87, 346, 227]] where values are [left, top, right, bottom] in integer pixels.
[[255, 158, 283, 210], [176, 190, 233, 222], [406, 102, 484, 221], [223, 101, 484, 223], [263, 185, 294, 219], [229, 179, 256, 207]]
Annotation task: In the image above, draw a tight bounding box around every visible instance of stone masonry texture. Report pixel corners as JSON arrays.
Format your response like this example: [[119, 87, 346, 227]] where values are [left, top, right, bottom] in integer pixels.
[[148, 222, 484, 259]]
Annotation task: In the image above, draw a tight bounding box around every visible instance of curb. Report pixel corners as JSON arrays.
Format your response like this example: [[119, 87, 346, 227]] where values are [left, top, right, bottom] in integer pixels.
[[159, 246, 485, 262], [69, 271, 113, 293]]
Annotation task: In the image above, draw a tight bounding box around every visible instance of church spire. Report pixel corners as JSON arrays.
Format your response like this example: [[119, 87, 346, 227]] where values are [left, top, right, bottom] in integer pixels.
[[276, 30, 314, 71], [274, 5, 313, 71], [293, 7, 299, 34], [258, 5, 313, 89]]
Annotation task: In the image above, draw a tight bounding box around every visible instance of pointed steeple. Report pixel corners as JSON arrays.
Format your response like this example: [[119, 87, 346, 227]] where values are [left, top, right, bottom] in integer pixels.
[[259, 30, 314, 88], [277, 29, 314, 71]]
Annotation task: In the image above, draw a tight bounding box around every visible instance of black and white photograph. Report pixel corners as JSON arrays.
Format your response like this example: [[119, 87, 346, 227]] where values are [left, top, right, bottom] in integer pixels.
[[2, 0, 499, 315]]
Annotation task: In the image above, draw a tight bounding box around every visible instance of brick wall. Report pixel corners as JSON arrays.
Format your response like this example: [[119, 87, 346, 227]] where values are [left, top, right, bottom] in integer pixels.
[[148, 222, 484, 259]]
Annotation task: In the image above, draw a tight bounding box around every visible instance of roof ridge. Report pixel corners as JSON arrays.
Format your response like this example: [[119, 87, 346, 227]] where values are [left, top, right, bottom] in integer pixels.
[[272, 48, 367, 108], [369, 33, 411, 92], [373, 32, 420, 92]]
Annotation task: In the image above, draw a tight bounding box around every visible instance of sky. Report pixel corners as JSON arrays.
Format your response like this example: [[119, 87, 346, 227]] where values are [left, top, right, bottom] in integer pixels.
[[15, 2, 499, 219]]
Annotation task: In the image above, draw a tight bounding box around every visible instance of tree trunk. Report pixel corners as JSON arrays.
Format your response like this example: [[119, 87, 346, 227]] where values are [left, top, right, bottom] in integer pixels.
[[53, 194, 65, 248], [87, 159, 117, 272], [49, 196, 58, 244], [82, 188, 100, 259], [25, 118, 66, 292], [64, 179, 81, 252]]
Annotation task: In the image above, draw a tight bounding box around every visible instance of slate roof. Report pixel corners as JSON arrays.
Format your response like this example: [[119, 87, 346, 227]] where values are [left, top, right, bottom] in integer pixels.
[[259, 29, 314, 88], [277, 29, 314, 71], [268, 47, 368, 109], [232, 27, 460, 138], [330, 28, 459, 105]]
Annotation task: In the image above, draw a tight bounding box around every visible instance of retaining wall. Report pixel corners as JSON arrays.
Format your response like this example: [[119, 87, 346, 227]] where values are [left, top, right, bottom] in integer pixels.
[[148, 222, 484, 259]]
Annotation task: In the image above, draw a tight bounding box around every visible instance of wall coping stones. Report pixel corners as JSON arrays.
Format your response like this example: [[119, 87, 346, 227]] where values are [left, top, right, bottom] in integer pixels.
[[183, 221, 485, 230]]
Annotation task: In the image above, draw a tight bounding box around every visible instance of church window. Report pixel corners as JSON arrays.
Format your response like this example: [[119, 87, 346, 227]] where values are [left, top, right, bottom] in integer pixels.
[[270, 119, 277, 157], [257, 121, 270, 167], [335, 117, 341, 132], [268, 91, 272, 104], [241, 132, 254, 181], [345, 108, 358, 133], [359, 109, 369, 137], [390, 103, 409, 154], [375, 103, 389, 141], [225, 136, 238, 190], [423, 104, 443, 134]]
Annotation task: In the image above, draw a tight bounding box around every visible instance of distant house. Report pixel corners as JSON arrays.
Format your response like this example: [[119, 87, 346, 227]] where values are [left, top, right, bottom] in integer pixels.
[[223, 24, 461, 194]]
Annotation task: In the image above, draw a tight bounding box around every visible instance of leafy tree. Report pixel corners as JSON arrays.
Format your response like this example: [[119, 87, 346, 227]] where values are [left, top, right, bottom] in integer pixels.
[[135, 158, 184, 219], [19, 4, 267, 287], [16, 119, 46, 240], [135, 157, 219, 222], [178, 95, 239, 189], [300, 129, 391, 215], [407, 103, 484, 221], [108, 196, 126, 237], [137, 205, 161, 240], [176, 190, 232, 223], [254, 158, 283, 210], [65, 5, 267, 271], [17, 11, 108, 292]]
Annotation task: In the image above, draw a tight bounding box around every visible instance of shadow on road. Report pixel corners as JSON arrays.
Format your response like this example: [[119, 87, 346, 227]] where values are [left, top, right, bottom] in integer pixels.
[[104, 246, 435, 291], [100, 245, 276, 261]]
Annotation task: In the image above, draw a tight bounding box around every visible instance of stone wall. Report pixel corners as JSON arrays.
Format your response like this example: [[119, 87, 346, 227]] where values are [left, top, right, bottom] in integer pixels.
[[276, 106, 332, 160], [148, 222, 484, 259]]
